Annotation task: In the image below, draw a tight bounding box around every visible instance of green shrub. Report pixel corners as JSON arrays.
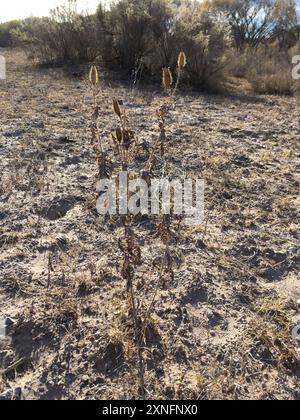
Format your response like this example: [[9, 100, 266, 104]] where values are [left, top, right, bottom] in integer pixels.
[[0, 20, 22, 47]]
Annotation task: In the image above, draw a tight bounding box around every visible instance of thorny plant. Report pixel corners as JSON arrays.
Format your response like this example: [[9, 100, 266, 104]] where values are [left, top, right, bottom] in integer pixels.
[[89, 65, 111, 178], [146, 53, 188, 319], [111, 99, 148, 396], [150, 52, 187, 162], [89, 52, 187, 399], [111, 99, 135, 171]]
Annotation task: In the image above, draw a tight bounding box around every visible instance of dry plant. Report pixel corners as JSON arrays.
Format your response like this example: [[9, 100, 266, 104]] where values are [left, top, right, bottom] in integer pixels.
[[174, 52, 187, 94], [147, 51, 187, 292], [88, 51, 187, 399], [111, 98, 146, 397], [89, 65, 111, 177], [111, 99, 135, 171], [153, 52, 187, 160], [250, 297, 299, 370]]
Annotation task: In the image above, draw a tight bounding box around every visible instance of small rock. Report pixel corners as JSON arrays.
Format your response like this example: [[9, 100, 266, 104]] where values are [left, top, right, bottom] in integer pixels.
[[4, 129, 25, 139], [265, 249, 287, 263], [0, 317, 15, 337]]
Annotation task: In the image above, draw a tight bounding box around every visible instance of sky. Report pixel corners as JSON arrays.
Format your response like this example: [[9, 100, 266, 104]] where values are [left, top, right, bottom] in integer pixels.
[[0, 0, 101, 23], [1, 0, 300, 24]]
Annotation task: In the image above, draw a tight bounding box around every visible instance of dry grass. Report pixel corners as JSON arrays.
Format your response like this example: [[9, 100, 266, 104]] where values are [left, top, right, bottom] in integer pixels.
[[0, 49, 299, 400]]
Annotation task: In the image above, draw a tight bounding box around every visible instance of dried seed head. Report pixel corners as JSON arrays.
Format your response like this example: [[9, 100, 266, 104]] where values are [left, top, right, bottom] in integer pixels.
[[113, 99, 122, 118], [89, 65, 99, 87], [178, 52, 187, 70], [162, 68, 173, 91]]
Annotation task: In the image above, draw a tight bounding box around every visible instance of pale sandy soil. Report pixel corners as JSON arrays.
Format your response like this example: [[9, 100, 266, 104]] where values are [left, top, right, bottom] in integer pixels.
[[0, 49, 300, 400]]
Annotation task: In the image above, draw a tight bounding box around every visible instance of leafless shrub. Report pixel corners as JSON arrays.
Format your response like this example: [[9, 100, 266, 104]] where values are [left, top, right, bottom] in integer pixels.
[[246, 45, 294, 95], [12, 1, 108, 64], [87, 50, 186, 398]]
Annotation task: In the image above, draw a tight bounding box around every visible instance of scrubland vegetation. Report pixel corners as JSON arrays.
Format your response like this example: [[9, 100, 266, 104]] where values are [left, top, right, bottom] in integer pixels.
[[0, 0, 300, 401], [0, 0, 300, 94]]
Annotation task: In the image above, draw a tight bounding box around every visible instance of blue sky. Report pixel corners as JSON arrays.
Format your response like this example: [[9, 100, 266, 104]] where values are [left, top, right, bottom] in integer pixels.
[[0, 0, 101, 23], [1, 0, 300, 24]]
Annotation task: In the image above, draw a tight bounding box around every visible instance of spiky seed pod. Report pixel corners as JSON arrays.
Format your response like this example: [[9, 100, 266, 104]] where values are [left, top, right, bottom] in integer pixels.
[[89, 65, 99, 87], [116, 127, 123, 143], [162, 67, 173, 91], [178, 52, 187, 70], [113, 99, 122, 118]]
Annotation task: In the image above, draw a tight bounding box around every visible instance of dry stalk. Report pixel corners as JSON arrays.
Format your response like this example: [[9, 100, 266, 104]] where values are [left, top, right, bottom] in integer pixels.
[[143, 52, 187, 325], [153, 52, 187, 160], [112, 99, 135, 171], [118, 222, 145, 397], [89, 70, 145, 393], [89, 65, 110, 177], [89, 54, 187, 399], [111, 98, 146, 397]]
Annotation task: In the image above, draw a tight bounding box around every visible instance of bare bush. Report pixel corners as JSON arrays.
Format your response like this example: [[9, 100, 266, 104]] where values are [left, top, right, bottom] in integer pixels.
[[245, 44, 294, 95], [0, 20, 22, 47], [12, 1, 108, 64], [213, 0, 276, 49], [107, 0, 152, 71], [175, 2, 231, 90], [10, 0, 300, 95]]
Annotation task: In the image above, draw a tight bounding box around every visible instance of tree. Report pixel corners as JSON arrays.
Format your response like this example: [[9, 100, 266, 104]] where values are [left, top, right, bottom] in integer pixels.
[[213, 0, 275, 49], [0, 20, 21, 47], [272, 0, 298, 48]]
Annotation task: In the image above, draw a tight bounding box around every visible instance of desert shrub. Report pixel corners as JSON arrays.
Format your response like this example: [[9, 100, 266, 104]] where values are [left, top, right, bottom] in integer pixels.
[[172, 1, 231, 90], [146, 0, 177, 69], [12, 0, 231, 90], [107, 0, 152, 71], [245, 45, 294, 95], [271, 0, 299, 50], [106, 0, 178, 75], [225, 48, 253, 79], [12, 2, 109, 64], [137, 0, 231, 89], [212, 0, 276, 49], [10, 0, 300, 95], [0, 20, 22, 47], [251, 71, 293, 96]]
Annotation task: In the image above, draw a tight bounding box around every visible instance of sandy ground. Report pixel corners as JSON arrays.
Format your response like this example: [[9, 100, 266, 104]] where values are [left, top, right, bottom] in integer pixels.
[[0, 49, 300, 400]]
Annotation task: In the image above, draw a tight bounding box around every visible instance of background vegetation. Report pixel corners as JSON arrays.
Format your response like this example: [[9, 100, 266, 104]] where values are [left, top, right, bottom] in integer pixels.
[[1, 0, 300, 94]]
